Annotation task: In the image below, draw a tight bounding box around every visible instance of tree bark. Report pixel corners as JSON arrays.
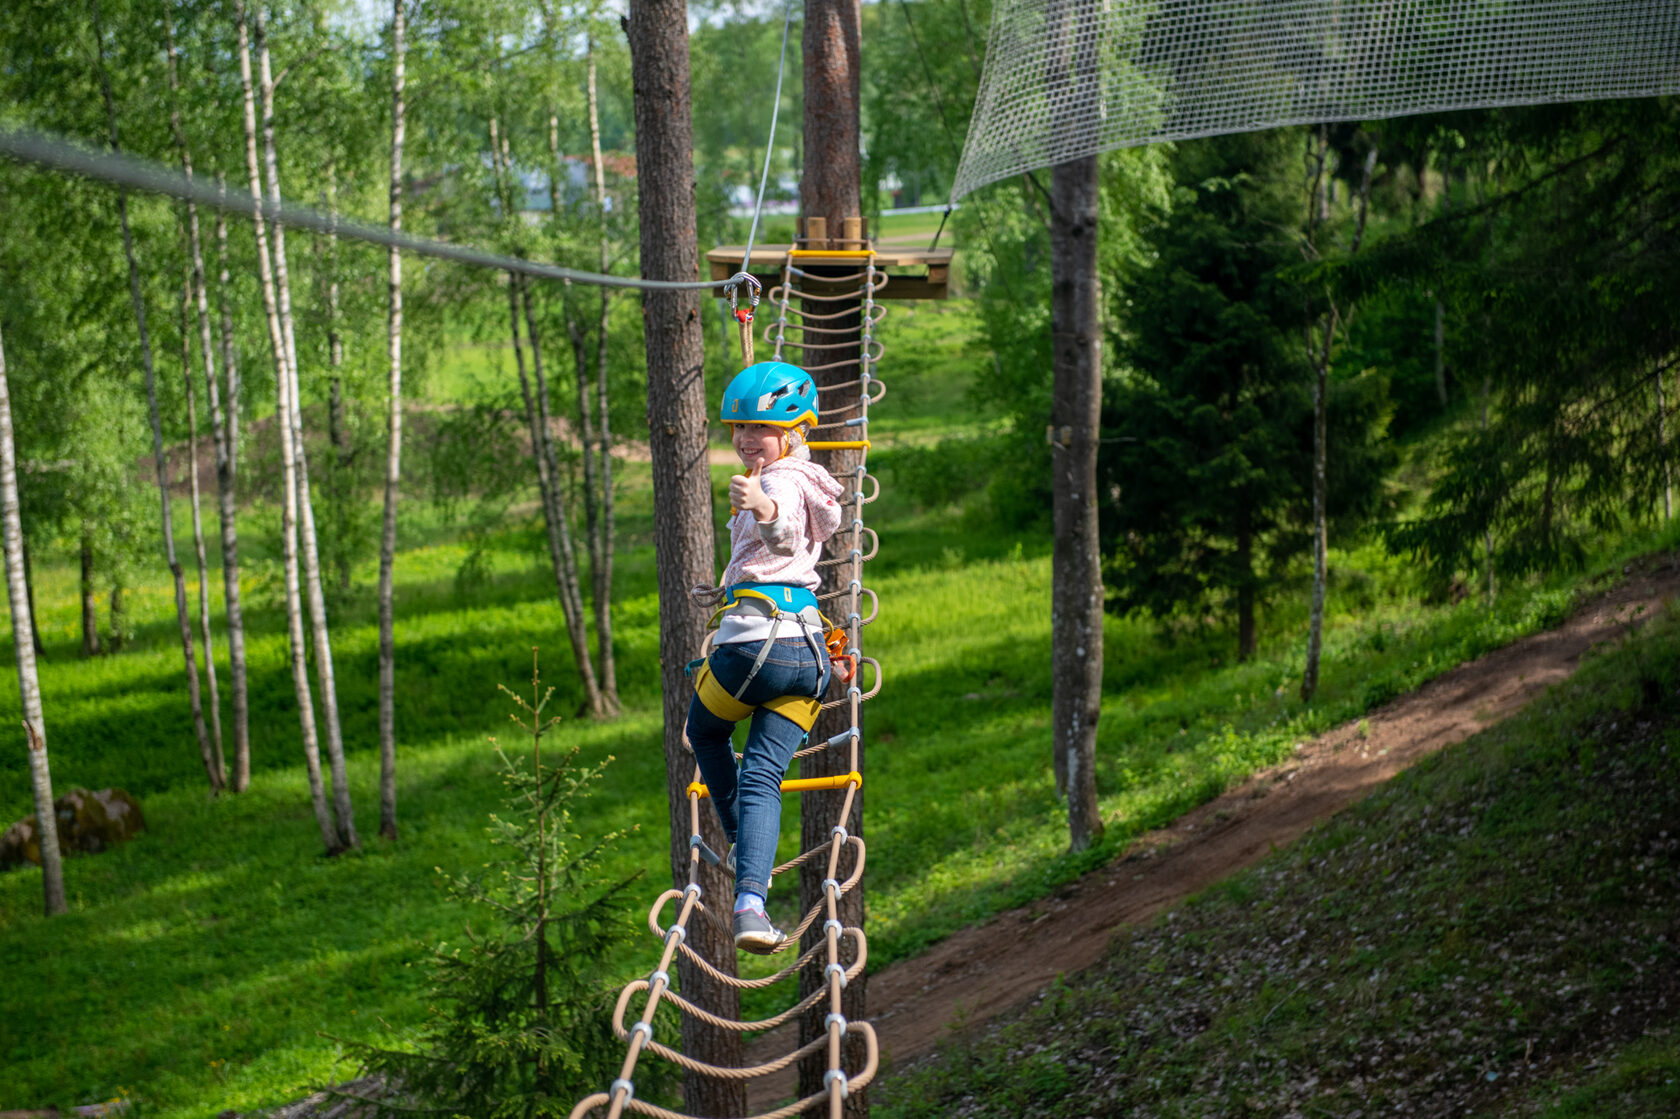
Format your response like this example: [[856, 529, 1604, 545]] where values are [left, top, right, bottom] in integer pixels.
[[166, 0, 244, 788], [108, 580, 126, 653], [1659, 367, 1672, 522], [21, 533, 44, 657], [627, 0, 744, 1110], [237, 0, 340, 852], [95, 10, 219, 791], [80, 532, 101, 658], [377, 0, 405, 842], [181, 268, 226, 784], [1048, 153, 1105, 854], [488, 121, 605, 718], [1302, 143, 1377, 705], [257, 6, 358, 850], [586, 32, 619, 712], [798, 0, 871, 1108], [214, 173, 241, 480], [1, 319, 67, 916]]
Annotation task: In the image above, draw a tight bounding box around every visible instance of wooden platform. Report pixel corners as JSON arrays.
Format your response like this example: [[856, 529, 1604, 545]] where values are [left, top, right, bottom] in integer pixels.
[[705, 243, 953, 300]]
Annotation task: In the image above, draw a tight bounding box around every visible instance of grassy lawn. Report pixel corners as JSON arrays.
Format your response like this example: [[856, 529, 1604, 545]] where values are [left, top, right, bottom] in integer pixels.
[[875, 600, 1680, 1119], [3, 300, 1677, 1115]]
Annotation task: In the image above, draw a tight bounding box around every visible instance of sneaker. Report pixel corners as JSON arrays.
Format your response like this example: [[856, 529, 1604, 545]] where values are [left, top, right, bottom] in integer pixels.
[[733, 907, 786, 955]]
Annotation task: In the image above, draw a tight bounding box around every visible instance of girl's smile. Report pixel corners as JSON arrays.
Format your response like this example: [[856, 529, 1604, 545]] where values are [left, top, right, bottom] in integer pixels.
[[732, 422, 787, 469]]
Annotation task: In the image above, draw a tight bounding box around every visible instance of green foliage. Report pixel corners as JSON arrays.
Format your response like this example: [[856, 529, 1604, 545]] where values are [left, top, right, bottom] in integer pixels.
[[349, 653, 648, 1118], [1351, 101, 1680, 583], [1100, 130, 1393, 652]]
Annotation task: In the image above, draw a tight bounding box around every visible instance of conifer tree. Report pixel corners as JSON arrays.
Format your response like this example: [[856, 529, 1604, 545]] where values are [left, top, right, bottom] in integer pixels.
[[348, 650, 646, 1117]]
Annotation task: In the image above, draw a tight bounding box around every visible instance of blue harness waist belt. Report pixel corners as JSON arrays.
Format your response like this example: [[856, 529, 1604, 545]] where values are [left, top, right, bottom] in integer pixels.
[[725, 582, 819, 616]]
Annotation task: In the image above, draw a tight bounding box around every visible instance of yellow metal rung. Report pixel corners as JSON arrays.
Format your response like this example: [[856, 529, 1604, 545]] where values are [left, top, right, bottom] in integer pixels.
[[806, 440, 871, 451], [688, 771, 862, 800]]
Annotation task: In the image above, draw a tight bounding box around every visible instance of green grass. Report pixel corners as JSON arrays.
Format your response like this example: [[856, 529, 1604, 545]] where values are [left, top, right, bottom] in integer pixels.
[[875, 602, 1680, 1118], [3, 300, 1677, 1115]]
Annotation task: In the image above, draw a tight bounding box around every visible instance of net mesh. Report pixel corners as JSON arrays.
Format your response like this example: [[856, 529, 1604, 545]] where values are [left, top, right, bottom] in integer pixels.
[[952, 0, 1680, 200]]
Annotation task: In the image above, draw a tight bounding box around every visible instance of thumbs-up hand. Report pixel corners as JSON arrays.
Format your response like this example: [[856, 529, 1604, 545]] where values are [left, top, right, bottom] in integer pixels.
[[730, 463, 776, 522]]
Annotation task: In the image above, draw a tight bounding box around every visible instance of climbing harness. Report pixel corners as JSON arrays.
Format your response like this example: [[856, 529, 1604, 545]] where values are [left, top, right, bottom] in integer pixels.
[[570, 238, 887, 1119]]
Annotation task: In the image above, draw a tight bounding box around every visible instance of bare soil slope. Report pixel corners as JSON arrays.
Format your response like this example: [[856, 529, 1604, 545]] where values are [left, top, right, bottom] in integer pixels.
[[746, 553, 1680, 1107]]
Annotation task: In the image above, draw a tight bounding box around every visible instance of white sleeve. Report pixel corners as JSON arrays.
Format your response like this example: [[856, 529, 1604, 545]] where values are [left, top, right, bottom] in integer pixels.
[[755, 476, 804, 556]]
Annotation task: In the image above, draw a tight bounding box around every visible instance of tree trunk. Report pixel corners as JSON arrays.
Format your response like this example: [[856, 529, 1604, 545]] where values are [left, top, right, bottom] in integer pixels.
[[257, 7, 358, 850], [1659, 367, 1672, 522], [586, 32, 620, 712], [1237, 509, 1256, 661], [181, 269, 225, 784], [80, 532, 100, 657], [1302, 144, 1377, 706], [166, 0, 242, 788], [798, 0, 871, 1109], [237, 0, 340, 852], [1048, 153, 1105, 854], [626, 0, 745, 1110], [377, 0, 405, 842], [215, 173, 241, 480], [95, 14, 219, 791], [1434, 299, 1447, 407], [1, 320, 67, 916], [108, 580, 126, 653], [21, 532, 44, 657], [324, 166, 352, 595], [488, 119, 604, 717], [1484, 376, 1495, 604]]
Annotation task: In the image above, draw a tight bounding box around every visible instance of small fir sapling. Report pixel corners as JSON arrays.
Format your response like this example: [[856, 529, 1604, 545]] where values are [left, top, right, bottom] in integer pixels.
[[343, 649, 656, 1116]]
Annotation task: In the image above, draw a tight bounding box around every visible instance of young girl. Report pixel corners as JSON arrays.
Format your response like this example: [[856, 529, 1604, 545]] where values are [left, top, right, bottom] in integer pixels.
[[686, 360, 845, 954]]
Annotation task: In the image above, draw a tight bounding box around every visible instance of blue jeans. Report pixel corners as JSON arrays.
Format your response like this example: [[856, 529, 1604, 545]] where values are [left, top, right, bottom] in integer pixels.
[[686, 637, 829, 902]]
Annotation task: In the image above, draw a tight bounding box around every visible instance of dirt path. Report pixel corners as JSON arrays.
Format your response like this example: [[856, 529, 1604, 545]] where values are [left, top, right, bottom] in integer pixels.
[[745, 553, 1680, 1107]]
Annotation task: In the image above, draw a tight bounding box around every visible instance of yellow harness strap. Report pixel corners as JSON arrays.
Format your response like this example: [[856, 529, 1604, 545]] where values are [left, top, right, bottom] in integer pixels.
[[693, 661, 823, 731], [693, 661, 754, 723]]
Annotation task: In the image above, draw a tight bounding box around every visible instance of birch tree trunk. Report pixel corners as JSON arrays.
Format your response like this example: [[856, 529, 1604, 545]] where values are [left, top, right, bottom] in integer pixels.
[[256, 5, 358, 850], [1, 320, 67, 916], [586, 32, 619, 711], [626, 1, 744, 1107], [167, 0, 242, 789], [214, 173, 241, 480], [489, 119, 604, 717], [21, 535, 43, 657], [95, 13, 219, 791], [181, 269, 225, 783], [237, 0, 340, 852], [377, 0, 405, 841]]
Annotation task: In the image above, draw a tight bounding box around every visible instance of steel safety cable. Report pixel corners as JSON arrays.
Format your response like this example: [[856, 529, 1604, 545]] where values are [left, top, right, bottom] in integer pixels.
[[0, 127, 726, 293]]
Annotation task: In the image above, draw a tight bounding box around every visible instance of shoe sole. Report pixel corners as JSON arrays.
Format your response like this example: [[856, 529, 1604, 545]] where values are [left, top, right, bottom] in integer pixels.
[[735, 932, 785, 955]]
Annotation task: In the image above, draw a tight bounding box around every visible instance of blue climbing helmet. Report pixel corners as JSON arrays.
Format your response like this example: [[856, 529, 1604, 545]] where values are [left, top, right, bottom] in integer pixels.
[[720, 361, 819, 431]]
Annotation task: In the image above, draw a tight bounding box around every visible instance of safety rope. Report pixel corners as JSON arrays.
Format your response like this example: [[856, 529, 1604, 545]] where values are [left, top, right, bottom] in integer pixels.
[[570, 242, 886, 1119]]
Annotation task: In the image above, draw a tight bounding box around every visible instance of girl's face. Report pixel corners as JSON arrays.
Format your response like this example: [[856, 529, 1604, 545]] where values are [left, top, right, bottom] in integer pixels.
[[732, 423, 787, 470]]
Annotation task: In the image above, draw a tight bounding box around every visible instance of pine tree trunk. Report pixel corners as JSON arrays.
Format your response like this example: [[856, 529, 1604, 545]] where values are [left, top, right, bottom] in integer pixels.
[[80, 532, 101, 657], [377, 0, 405, 842], [798, 0, 872, 1107], [1, 320, 67, 916], [586, 35, 620, 711], [237, 0, 340, 852], [1049, 153, 1105, 854], [626, 0, 745, 1109], [181, 270, 225, 784], [166, 0, 241, 788], [257, 8, 358, 850], [95, 15, 219, 792]]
